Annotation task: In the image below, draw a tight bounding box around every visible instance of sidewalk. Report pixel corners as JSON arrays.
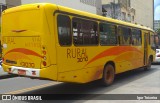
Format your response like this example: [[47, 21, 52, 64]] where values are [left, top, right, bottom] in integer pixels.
[[0, 65, 17, 79]]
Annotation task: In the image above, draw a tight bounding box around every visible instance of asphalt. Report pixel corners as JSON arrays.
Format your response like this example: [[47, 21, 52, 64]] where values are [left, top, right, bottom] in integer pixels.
[[0, 65, 159, 103], [0, 65, 17, 79]]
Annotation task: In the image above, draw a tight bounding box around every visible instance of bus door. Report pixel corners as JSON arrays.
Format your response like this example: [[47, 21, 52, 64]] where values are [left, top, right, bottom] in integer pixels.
[[144, 33, 149, 65]]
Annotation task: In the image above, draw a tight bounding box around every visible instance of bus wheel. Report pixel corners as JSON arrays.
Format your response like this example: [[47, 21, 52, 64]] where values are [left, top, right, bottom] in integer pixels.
[[101, 64, 115, 86], [144, 58, 152, 71]]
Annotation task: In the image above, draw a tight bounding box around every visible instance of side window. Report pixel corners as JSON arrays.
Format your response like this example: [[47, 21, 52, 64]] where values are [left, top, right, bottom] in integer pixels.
[[151, 34, 155, 49], [118, 26, 131, 45], [57, 15, 71, 46], [72, 18, 98, 45], [99, 23, 117, 45], [148, 32, 151, 45], [131, 29, 142, 45], [154, 35, 160, 49]]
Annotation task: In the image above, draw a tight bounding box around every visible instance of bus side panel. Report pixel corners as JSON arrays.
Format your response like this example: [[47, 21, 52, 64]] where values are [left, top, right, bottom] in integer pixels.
[[58, 67, 103, 83], [56, 45, 144, 83], [142, 30, 150, 66], [39, 4, 58, 80], [148, 32, 156, 62]]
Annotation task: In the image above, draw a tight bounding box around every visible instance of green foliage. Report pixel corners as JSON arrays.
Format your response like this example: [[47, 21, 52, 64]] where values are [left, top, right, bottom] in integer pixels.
[[156, 28, 160, 36]]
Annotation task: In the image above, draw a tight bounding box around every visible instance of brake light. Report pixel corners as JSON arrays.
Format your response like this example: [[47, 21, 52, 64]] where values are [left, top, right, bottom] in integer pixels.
[[42, 46, 47, 66], [157, 54, 160, 57], [2, 58, 4, 62], [43, 61, 47, 66]]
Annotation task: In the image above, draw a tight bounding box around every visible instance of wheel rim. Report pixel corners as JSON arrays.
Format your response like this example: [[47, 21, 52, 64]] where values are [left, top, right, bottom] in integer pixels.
[[105, 65, 114, 84]]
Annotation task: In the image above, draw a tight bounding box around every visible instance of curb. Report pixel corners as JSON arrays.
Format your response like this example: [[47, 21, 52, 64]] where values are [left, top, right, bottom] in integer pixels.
[[0, 74, 18, 79]]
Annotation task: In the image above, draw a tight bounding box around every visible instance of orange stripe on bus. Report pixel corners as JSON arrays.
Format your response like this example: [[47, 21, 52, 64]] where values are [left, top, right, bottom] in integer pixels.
[[4, 48, 43, 58], [86, 46, 142, 66]]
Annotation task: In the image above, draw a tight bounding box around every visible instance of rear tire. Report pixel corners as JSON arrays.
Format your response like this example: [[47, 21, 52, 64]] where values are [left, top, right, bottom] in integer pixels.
[[100, 64, 115, 86], [144, 58, 152, 71]]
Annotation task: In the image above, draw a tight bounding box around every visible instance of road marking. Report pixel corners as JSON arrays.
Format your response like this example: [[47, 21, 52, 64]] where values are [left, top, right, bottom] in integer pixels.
[[4, 82, 60, 94]]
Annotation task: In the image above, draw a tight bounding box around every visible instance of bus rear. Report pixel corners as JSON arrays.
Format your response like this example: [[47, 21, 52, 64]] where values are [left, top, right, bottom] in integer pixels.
[[1, 4, 57, 80]]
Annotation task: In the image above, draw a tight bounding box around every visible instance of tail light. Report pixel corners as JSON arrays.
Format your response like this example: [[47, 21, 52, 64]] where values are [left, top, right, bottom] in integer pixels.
[[42, 46, 47, 66], [43, 51, 46, 55], [157, 54, 160, 57], [2, 58, 4, 62], [42, 61, 47, 66], [43, 56, 47, 60]]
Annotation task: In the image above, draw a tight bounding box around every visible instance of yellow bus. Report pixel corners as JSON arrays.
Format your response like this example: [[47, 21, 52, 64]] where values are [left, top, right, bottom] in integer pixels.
[[0, 26, 1, 58], [1, 3, 156, 86]]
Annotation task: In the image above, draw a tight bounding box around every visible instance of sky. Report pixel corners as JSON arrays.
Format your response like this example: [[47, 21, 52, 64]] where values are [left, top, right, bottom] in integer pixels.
[[155, 0, 160, 20]]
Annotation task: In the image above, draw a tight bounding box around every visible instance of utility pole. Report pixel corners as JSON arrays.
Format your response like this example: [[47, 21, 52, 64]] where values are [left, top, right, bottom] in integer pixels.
[[113, 0, 116, 19]]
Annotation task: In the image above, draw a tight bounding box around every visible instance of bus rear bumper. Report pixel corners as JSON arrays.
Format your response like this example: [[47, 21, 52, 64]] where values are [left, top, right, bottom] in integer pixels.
[[2, 63, 58, 81], [2, 63, 40, 77], [12, 66, 40, 77]]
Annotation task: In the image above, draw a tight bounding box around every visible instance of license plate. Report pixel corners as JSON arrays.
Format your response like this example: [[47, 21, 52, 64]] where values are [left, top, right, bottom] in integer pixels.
[[18, 69, 26, 75]]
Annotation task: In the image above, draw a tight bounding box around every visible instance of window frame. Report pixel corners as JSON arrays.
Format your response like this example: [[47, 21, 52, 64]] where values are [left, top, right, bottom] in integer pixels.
[[118, 26, 132, 46], [57, 14, 72, 46], [131, 28, 142, 46], [99, 22, 118, 46], [72, 17, 99, 46]]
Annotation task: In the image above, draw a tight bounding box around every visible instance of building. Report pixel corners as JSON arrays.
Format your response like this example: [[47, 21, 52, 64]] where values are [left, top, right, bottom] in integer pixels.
[[102, 0, 154, 29], [154, 20, 160, 31], [130, 0, 154, 29], [102, 0, 135, 23]]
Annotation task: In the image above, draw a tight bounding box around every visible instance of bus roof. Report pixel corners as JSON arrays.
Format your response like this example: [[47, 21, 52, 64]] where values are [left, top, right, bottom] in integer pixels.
[[3, 3, 154, 32], [56, 4, 154, 32]]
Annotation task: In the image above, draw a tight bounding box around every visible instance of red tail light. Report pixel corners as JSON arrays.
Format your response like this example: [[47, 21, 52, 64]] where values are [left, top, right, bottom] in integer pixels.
[[42, 46, 47, 66], [2, 58, 4, 62], [157, 54, 160, 57], [43, 61, 47, 66]]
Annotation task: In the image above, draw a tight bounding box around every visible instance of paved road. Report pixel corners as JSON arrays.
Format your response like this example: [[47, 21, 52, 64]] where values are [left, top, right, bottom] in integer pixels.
[[0, 65, 160, 103]]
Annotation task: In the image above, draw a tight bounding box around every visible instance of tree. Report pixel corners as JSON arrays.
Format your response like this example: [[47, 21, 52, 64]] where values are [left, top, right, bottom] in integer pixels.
[[156, 28, 160, 36]]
